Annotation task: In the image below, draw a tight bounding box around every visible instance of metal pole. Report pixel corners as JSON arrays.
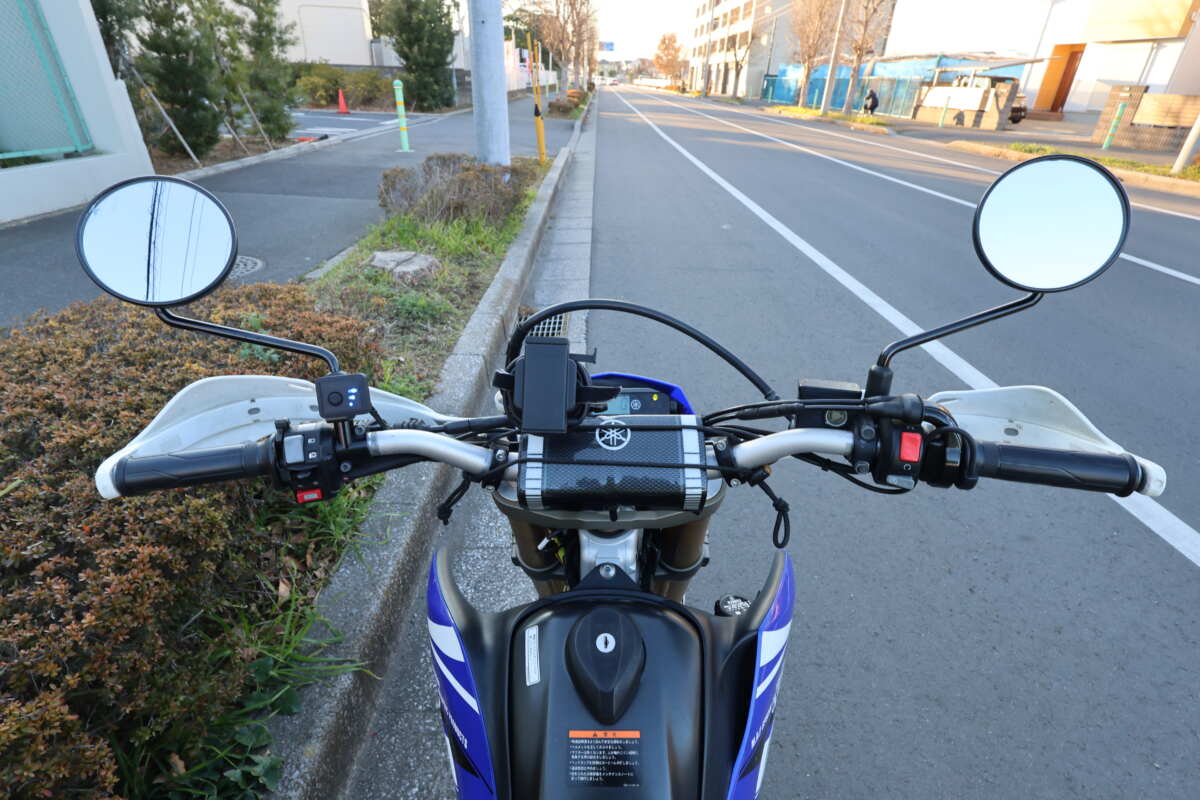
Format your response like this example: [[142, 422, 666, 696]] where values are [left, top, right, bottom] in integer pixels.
[[393, 79, 411, 152], [938, 93, 951, 127], [1171, 110, 1200, 174], [237, 85, 275, 150], [1101, 101, 1127, 150], [466, 0, 511, 165], [820, 0, 849, 115], [528, 32, 547, 163], [701, 0, 718, 96]]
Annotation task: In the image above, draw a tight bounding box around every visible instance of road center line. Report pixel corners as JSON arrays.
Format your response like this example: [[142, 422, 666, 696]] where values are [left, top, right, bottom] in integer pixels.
[[646, 89, 1200, 225], [640, 91, 1200, 287], [614, 89, 1200, 568]]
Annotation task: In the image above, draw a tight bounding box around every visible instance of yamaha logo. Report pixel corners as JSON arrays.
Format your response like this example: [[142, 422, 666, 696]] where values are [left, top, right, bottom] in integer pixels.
[[595, 419, 632, 451]]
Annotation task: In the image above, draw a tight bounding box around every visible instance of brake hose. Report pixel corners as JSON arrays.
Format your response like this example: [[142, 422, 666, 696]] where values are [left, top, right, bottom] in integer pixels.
[[505, 299, 780, 401]]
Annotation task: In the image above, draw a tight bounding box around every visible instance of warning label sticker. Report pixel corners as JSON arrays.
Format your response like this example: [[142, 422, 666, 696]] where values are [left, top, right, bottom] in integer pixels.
[[568, 730, 641, 788]]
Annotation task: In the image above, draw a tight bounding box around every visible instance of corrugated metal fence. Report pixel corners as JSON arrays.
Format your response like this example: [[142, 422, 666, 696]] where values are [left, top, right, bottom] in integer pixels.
[[0, 0, 93, 163]]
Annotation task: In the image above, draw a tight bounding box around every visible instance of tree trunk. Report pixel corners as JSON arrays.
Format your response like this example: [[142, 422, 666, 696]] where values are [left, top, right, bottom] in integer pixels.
[[733, 63, 744, 98], [841, 53, 863, 114]]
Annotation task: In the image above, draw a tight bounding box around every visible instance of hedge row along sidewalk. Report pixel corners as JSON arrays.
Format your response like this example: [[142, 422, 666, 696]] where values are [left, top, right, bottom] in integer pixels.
[[0, 148, 558, 798]]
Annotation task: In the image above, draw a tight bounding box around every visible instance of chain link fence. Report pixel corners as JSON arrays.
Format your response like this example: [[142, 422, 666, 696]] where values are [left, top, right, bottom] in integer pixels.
[[0, 0, 93, 163]]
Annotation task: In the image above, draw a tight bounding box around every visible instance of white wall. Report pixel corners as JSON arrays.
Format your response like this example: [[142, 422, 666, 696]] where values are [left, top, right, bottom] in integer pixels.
[[884, 0, 1053, 58], [1066, 40, 1156, 110], [0, 0, 152, 225], [281, 0, 372, 65]]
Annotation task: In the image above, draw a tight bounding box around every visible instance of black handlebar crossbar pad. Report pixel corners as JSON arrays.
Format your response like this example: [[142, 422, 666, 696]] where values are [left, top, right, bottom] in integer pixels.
[[974, 442, 1142, 497], [115, 438, 274, 496]]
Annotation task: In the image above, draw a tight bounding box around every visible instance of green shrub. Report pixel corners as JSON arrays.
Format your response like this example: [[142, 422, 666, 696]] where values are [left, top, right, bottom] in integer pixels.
[[343, 70, 393, 107], [378, 153, 543, 227], [295, 74, 336, 105], [0, 284, 383, 797]]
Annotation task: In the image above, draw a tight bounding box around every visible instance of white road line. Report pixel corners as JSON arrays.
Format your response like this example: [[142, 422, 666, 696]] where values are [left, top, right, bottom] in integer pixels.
[[641, 91, 1200, 286], [295, 126, 357, 134], [613, 89, 1200, 568], [638, 89, 1200, 225], [1118, 253, 1200, 287]]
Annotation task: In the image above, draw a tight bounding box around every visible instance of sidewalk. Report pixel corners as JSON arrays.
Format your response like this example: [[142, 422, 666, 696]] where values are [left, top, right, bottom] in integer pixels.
[[738, 95, 1180, 166], [0, 96, 572, 330]]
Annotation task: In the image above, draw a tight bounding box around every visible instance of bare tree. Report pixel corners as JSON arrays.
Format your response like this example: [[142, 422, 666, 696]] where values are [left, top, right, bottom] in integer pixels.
[[533, 0, 595, 87], [840, 0, 891, 114], [790, 0, 836, 106], [654, 33, 686, 85], [731, 30, 752, 98]]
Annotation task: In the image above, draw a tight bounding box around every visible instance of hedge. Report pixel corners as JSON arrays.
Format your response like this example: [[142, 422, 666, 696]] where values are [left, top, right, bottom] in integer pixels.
[[0, 284, 383, 797]]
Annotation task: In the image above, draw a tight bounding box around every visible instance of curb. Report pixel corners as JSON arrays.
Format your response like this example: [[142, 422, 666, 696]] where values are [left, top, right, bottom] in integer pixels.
[[266, 102, 592, 800], [944, 140, 1200, 199], [761, 106, 892, 135]]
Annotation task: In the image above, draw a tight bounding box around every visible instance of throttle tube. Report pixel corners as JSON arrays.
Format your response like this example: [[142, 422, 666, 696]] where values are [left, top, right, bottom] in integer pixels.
[[115, 438, 275, 496], [974, 442, 1143, 497]]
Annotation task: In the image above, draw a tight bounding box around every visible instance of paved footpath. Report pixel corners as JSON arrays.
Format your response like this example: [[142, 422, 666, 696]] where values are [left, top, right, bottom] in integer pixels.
[[0, 97, 572, 329]]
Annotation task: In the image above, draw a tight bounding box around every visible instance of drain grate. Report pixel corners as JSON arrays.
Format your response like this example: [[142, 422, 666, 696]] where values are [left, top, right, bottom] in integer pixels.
[[517, 312, 570, 338], [229, 255, 265, 280]]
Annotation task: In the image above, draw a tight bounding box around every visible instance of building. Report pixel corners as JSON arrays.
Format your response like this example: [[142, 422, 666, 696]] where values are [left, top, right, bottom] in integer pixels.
[[280, 0, 373, 66], [884, 0, 1200, 114], [0, 0, 152, 225], [686, 0, 794, 97]]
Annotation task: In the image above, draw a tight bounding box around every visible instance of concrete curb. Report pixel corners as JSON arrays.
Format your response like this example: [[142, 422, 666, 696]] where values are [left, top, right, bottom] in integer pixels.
[[175, 124, 402, 182], [266, 101, 592, 800], [946, 140, 1200, 199]]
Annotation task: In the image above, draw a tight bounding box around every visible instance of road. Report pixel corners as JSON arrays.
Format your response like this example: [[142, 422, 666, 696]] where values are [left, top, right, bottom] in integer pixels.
[[0, 97, 572, 329], [580, 87, 1198, 799]]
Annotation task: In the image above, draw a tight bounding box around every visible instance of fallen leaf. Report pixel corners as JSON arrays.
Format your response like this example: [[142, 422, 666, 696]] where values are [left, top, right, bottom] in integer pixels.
[[277, 578, 291, 603], [168, 752, 186, 775]]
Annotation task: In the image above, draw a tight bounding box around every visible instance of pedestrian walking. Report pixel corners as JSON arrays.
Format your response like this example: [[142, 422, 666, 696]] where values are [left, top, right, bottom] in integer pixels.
[[863, 88, 879, 116]]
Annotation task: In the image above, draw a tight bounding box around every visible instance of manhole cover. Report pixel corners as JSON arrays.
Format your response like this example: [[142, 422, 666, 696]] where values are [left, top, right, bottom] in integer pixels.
[[230, 255, 265, 279], [517, 311, 569, 338]]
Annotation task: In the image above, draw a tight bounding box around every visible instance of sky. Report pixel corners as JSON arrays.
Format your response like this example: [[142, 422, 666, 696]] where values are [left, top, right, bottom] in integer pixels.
[[593, 0, 693, 61]]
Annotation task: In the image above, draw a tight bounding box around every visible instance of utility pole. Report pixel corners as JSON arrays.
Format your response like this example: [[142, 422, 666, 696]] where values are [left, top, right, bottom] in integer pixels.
[[1172, 111, 1200, 174], [763, 16, 779, 99], [820, 0, 849, 115], [466, 0, 510, 165], [701, 0, 718, 96]]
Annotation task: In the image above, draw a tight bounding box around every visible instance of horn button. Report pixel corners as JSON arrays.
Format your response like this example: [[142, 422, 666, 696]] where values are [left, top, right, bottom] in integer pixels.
[[565, 607, 646, 725]]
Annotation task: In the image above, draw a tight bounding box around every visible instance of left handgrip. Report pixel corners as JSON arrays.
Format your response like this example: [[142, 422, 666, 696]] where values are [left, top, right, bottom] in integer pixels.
[[113, 438, 275, 496]]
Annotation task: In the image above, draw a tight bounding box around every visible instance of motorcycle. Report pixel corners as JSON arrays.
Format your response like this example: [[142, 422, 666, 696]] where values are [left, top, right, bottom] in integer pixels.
[[75, 154, 1164, 799]]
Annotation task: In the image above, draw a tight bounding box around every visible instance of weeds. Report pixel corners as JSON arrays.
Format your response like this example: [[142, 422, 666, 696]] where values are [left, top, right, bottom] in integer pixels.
[[1007, 142, 1200, 181]]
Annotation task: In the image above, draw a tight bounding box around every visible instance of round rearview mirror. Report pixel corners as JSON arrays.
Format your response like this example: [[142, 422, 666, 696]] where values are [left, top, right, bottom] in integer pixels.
[[76, 176, 237, 307], [973, 155, 1129, 293]]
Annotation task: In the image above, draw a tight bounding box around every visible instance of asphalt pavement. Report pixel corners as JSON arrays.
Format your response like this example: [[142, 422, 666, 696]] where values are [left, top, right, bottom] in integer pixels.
[[0, 96, 572, 329], [577, 87, 1198, 799]]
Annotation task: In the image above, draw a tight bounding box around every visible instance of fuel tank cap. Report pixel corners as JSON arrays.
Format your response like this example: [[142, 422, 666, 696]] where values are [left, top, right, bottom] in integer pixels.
[[565, 607, 646, 725]]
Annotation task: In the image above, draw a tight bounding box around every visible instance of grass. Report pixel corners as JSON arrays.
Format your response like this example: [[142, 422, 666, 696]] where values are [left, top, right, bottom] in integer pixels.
[[769, 105, 889, 126], [310, 166, 547, 403], [1007, 142, 1200, 182], [113, 479, 380, 798]]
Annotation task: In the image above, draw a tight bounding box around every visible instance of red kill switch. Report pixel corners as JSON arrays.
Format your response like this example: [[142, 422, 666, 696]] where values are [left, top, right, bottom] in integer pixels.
[[899, 432, 923, 463]]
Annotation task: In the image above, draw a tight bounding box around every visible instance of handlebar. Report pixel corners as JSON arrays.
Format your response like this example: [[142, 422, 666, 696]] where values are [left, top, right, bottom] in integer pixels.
[[973, 441, 1147, 497], [100, 424, 1162, 500], [113, 439, 275, 497]]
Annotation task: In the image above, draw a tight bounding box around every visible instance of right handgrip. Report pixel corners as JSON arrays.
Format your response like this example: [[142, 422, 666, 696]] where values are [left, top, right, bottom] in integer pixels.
[[974, 442, 1143, 497], [114, 438, 275, 496]]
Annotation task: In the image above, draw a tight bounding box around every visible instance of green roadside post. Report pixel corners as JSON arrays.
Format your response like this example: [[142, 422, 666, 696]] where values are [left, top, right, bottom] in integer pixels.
[[1102, 101, 1127, 150], [393, 79, 411, 152]]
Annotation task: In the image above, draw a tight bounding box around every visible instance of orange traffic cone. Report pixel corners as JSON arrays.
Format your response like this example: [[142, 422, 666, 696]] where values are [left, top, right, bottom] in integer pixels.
[[337, 89, 349, 114]]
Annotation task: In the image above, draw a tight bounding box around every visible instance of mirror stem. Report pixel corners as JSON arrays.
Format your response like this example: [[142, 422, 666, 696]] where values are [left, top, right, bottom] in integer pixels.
[[155, 307, 341, 373], [866, 292, 1043, 397]]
